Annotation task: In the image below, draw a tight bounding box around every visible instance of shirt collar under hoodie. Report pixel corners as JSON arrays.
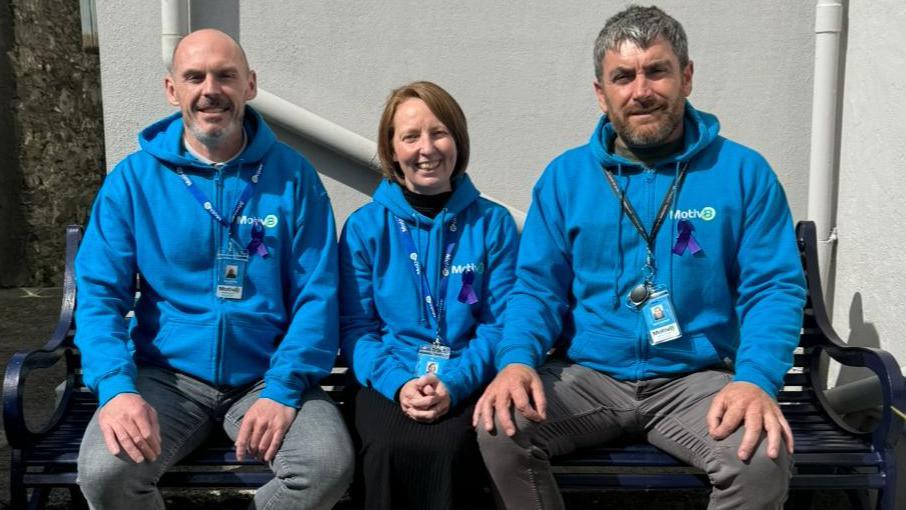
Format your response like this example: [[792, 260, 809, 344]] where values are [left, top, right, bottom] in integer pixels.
[[137, 105, 277, 170]]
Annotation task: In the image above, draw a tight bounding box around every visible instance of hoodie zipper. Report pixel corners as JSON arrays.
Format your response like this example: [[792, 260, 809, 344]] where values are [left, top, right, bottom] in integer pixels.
[[213, 166, 225, 386]]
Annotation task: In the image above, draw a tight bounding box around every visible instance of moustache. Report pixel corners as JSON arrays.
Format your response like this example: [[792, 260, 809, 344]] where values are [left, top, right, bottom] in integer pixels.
[[195, 98, 232, 111]]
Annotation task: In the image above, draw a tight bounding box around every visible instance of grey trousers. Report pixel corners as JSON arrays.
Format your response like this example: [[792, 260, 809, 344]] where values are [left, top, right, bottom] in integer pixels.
[[77, 366, 354, 510], [477, 359, 791, 510]]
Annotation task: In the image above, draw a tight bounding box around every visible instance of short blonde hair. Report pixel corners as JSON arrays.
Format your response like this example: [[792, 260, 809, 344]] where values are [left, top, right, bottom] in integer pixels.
[[377, 81, 470, 182]]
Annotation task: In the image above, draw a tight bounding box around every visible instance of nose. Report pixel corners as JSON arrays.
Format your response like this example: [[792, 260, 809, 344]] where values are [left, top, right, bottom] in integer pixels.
[[416, 134, 437, 155], [201, 74, 222, 96], [631, 75, 654, 102]]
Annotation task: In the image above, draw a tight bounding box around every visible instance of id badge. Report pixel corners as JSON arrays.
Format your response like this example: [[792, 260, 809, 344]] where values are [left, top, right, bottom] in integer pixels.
[[642, 288, 682, 345], [415, 344, 451, 376], [216, 250, 248, 300]]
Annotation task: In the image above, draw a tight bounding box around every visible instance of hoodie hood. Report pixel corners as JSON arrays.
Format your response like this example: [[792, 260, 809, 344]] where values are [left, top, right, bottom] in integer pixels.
[[138, 105, 277, 169], [373, 173, 482, 224], [589, 100, 721, 169]]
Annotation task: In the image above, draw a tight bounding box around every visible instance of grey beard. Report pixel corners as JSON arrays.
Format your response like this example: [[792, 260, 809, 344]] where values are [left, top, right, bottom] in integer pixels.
[[187, 121, 238, 151]]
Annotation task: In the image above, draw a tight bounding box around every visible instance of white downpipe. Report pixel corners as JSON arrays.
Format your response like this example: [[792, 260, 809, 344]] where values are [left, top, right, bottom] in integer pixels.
[[158, 1, 526, 228], [160, 0, 189, 69], [808, 0, 843, 300]]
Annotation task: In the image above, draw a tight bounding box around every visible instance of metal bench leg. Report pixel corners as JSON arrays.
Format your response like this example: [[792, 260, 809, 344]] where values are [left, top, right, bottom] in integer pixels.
[[784, 490, 814, 509], [69, 486, 89, 510], [10, 449, 28, 509]]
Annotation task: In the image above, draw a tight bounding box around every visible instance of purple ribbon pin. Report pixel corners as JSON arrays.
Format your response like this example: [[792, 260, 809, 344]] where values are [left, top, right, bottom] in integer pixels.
[[246, 221, 269, 258], [672, 220, 702, 256], [457, 269, 479, 305]]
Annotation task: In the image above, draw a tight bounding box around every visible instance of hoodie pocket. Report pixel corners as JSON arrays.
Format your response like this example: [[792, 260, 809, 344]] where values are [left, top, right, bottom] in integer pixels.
[[147, 318, 217, 374], [220, 317, 284, 384]]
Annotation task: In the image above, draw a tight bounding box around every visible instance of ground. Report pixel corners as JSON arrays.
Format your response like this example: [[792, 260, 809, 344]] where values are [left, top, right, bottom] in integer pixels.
[[0, 287, 853, 509]]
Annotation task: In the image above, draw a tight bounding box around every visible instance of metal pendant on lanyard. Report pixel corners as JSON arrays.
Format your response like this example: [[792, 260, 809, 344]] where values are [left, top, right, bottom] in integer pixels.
[[601, 163, 689, 308]]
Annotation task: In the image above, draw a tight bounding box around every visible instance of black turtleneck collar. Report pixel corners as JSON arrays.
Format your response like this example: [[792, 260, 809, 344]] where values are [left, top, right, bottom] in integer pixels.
[[401, 187, 453, 219]]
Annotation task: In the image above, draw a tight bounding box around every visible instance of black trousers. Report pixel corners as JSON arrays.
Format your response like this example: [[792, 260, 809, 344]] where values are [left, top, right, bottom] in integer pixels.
[[349, 386, 492, 510]]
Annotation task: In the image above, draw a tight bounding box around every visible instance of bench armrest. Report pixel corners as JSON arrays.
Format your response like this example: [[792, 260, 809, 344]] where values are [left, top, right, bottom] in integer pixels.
[[796, 221, 906, 452], [2, 225, 83, 447]]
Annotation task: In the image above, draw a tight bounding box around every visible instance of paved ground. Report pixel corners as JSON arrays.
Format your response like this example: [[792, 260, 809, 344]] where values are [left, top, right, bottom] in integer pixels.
[[0, 287, 853, 509]]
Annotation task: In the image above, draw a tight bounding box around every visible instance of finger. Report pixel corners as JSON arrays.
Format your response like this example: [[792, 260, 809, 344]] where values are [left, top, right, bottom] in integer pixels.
[[111, 423, 144, 463], [511, 385, 542, 422], [134, 413, 160, 461], [121, 417, 156, 462], [737, 411, 763, 461], [472, 394, 485, 428], [778, 411, 794, 454], [235, 419, 252, 461], [147, 408, 162, 457], [530, 374, 547, 420], [495, 395, 517, 437], [706, 396, 726, 436], [406, 406, 440, 422], [247, 419, 267, 458], [763, 414, 781, 459], [100, 423, 122, 457], [263, 426, 287, 463], [713, 405, 745, 440], [408, 393, 442, 410], [481, 394, 497, 432]]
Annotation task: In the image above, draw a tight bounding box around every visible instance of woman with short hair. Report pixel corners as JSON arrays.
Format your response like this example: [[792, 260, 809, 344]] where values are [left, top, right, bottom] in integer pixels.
[[339, 81, 517, 509]]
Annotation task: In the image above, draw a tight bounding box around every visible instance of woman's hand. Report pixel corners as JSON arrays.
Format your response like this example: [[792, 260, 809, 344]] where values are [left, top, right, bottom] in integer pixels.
[[399, 374, 451, 423]]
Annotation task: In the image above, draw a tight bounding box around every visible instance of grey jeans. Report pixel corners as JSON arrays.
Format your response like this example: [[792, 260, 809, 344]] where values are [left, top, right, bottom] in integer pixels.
[[77, 366, 354, 510], [477, 360, 791, 510]]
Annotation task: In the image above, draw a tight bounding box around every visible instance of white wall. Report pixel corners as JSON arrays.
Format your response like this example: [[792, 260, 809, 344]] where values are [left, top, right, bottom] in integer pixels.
[[97, 0, 815, 224], [832, 0, 906, 379]]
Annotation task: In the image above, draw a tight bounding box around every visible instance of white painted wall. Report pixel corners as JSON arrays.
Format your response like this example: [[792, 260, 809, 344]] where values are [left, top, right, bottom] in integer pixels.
[[832, 0, 906, 381], [96, 2, 906, 366]]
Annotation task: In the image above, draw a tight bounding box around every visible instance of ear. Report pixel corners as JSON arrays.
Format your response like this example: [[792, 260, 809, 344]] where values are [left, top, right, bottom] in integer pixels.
[[245, 69, 258, 101], [164, 74, 180, 107], [593, 80, 608, 115], [681, 61, 694, 98]]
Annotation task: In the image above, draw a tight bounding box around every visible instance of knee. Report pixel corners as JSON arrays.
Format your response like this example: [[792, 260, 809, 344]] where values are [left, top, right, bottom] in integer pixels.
[[476, 418, 537, 472], [710, 446, 791, 503], [278, 428, 354, 494], [77, 443, 156, 502]]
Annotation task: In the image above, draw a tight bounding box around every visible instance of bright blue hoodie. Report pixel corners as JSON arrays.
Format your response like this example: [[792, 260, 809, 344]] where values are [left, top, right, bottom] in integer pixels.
[[74, 107, 339, 408], [495, 103, 806, 397], [339, 175, 517, 406]]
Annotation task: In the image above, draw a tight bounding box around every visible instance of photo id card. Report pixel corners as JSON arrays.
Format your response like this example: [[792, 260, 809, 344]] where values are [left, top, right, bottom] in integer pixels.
[[642, 288, 682, 345], [216, 250, 249, 300], [415, 344, 451, 376]]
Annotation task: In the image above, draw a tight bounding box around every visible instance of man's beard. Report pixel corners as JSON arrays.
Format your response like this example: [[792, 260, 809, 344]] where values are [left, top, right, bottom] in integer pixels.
[[187, 119, 239, 149], [613, 100, 684, 148]]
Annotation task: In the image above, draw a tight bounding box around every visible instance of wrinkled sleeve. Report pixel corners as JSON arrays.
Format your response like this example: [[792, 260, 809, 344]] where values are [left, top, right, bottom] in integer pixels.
[[261, 165, 339, 407], [439, 211, 518, 406], [495, 168, 573, 370], [338, 213, 413, 402], [732, 161, 807, 397], [74, 165, 140, 407]]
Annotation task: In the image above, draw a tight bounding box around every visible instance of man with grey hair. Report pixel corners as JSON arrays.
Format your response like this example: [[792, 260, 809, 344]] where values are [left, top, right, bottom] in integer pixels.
[[74, 29, 353, 509], [474, 5, 805, 509]]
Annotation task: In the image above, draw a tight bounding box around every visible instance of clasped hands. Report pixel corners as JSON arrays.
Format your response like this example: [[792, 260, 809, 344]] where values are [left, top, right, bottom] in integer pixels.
[[399, 374, 451, 423]]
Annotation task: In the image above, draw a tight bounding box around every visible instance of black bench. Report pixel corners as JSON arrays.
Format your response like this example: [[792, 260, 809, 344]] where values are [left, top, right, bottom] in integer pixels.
[[4, 221, 904, 509]]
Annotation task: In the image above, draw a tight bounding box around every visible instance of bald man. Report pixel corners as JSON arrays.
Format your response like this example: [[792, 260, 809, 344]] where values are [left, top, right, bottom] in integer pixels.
[[74, 29, 353, 509]]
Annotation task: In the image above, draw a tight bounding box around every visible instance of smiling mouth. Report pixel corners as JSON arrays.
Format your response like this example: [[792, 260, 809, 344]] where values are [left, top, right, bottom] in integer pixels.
[[416, 161, 442, 170]]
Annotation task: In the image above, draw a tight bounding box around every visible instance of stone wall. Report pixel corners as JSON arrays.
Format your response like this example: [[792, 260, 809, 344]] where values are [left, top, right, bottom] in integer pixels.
[[1, 0, 105, 287]]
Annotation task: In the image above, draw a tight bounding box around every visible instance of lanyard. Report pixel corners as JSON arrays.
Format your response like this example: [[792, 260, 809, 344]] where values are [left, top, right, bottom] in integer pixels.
[[176, 163, 263, 237], [395, 215, 458, 345], [602, 162, 689, 280]]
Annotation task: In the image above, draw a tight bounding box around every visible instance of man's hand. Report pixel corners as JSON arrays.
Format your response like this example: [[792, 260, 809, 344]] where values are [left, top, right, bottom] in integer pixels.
[[235, 398, 297, 462], [98, 393, 161, 463], [472, 363, 546, 436], [399, 374, 451, 423], [707, 381, 793, 461]]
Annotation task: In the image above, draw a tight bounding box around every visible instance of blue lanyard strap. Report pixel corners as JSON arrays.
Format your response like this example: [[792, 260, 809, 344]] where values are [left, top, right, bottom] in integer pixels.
[[395, 215, 458, 344], [176, 164, 264, 250]]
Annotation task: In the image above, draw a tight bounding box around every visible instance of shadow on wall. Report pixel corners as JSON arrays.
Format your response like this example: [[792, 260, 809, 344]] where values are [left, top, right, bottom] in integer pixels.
[[834, 292, 882, 387]]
